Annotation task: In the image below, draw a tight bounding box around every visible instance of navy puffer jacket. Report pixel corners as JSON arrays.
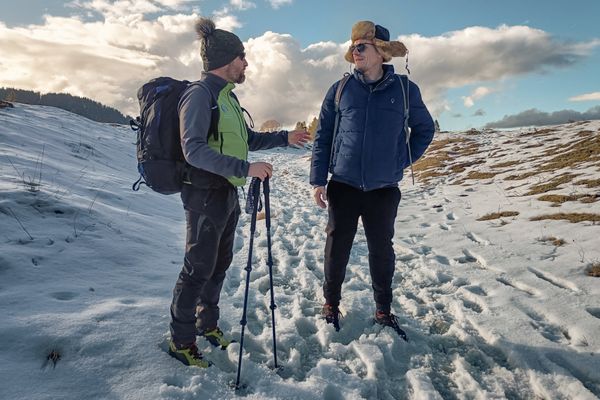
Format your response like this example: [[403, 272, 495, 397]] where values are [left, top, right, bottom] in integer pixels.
[[310, 64, 435, 191]]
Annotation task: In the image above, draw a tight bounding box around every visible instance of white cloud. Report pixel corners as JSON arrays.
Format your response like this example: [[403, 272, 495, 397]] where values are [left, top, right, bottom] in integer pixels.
[[230, 0, 256, 11], [267, 0, 293, 9], [462, 86, 495, 108], [1, 18, 598, 127], [68, 0, 192, 20], [391, 25, 600, 116], [212, 11, 242, 31], [568, 92, 600, 102]]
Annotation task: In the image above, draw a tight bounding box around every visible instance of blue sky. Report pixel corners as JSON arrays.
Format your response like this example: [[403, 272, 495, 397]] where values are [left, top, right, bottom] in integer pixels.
[[1, 0, 599, 130]]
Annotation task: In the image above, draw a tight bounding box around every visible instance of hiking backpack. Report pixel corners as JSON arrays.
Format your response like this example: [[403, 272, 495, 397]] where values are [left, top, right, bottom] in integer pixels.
[[130, 77, 218, 194]]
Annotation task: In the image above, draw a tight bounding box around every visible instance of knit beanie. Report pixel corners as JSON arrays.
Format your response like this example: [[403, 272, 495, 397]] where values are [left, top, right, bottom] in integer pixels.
[[195, 18, 245, 71]]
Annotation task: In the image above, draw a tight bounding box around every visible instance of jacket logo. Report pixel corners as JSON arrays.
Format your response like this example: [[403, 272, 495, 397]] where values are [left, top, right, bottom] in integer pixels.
[[221, 104, 229, 113], [391, 98, 395, 104]]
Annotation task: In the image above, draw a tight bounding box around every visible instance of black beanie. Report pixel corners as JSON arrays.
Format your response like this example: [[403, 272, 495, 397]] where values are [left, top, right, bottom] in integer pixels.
[[195, 18, 245, 71]]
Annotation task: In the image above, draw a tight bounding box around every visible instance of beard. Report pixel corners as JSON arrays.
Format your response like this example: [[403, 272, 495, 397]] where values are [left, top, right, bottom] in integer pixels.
[[226, 64, 246, 84], [235, 72, 246, 84]]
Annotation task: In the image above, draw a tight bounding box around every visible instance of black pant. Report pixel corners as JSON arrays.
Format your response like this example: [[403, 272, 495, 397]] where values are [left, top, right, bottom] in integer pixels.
[[323, 180, 401, 313], [169, 183, 240, 345]]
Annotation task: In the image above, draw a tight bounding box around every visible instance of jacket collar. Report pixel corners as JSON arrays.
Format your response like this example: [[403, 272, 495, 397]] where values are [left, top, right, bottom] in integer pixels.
[[201, 72, 234, 92], [353, 64, 396, 90]]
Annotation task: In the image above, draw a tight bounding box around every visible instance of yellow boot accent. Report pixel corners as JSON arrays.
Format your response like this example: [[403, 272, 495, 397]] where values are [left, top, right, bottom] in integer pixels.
[[168, 341, 212, 368], [201, 328, 235, 350]]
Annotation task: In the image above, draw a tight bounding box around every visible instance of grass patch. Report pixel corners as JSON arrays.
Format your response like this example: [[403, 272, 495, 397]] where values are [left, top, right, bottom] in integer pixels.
[[530, 213, 600, 223], [506, 171, 539, 180], [537, 193, 598, 204], [587, 263, 600, 277], [524, 143, 544, 149], [525, 173, 578, 196], [576, 178, 600, 188], [522, 128, 556, 137], [466, 171, 498, 180], [412, 153, 450, 171], [576, 130, 594, 138], [449, 160, 484, 173], [490, 161, 520, 168], [427, 138, 468, 152], [538, 236, 567, 246], [477, 211, 519, 221], [538, 135, 600, 172]]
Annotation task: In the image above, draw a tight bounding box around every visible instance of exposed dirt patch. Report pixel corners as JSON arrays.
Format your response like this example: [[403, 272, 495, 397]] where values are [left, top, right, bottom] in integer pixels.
[[538, 236, 567, 247], [586, 263, 600, 277]]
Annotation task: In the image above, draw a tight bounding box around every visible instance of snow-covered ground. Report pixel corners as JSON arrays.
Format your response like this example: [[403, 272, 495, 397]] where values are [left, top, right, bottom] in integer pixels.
[[1, 103, 599, 399]]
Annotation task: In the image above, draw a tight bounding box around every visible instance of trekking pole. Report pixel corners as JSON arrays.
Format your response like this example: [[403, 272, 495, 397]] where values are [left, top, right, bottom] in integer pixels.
[[263, 178, 278, 369], [235, 177, 261, 389]]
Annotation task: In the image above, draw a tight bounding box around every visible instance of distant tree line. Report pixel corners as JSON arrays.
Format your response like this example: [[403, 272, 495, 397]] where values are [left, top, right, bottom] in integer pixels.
[[0, 87, 131, 124]]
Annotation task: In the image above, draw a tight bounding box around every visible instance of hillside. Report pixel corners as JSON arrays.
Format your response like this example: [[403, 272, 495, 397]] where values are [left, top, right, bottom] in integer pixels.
[[0, 103, 599, 399], [0, 87, 130, 124]]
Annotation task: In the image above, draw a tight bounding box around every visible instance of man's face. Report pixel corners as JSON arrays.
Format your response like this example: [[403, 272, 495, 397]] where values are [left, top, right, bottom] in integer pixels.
[[351, 40, 383, 73], [226, 53, 248, 84]]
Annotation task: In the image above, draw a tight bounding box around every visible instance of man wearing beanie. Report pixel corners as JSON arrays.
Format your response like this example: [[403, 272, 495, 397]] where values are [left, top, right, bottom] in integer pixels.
[[310, 21, 435, 339], [168, 18, 309, 367]]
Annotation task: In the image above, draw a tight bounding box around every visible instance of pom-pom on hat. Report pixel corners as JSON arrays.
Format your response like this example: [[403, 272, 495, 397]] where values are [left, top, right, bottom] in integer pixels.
[[344, 21, 408, 63], [195, 18, 245, 71]]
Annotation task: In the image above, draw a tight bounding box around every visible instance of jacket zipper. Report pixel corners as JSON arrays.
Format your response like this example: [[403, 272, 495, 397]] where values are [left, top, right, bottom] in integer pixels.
[[361, 73, 393, 190], [360, 73, 390, 190]]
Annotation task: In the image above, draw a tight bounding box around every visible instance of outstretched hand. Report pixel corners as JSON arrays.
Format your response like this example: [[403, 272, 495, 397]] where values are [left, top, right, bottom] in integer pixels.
[[288, 129, 310, 147]]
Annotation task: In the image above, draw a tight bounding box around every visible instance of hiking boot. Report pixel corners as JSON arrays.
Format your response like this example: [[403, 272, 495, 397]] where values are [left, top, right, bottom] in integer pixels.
[[375, 311, 408, 341], [168, 341, 212, 367], [199, 327, 235, 350], [321, 304, 342, 331]]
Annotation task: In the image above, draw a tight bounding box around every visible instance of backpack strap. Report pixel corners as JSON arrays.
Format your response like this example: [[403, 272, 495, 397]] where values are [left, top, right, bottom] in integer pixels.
[[329, 73, 352, 170], [397, 74, 415, 184], [191, 81, 220, 141], [230, 91, 255, 129]]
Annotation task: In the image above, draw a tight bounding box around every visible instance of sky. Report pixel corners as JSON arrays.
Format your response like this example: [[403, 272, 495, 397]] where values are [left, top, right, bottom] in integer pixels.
[[1, 103, 600, 399], [1, 0, 600, 131]]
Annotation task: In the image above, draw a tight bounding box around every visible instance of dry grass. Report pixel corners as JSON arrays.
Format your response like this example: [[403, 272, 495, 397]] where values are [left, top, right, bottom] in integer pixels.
[[537, 193, 598, 204], [448, 160, 484, 174], [576, 178, 600, 188], [427, 138, 468, 152], [412, 153, 451, 171], [477, 211, 519, 221], [580, 195, 599, 203], [524, 143, 544, 149], [538, 236, 567, 246], [538, 135, 600, 172], [576, 130, 594, 138], [465, 128, 481, 136], [506, 171, 539, 181], [530, 213, 600, 223], [466, 171, 498, 180], [525, 174, 578, 196], [521, 128, 556, 137], [587, 263, 600, 277], [490, 161, 520, 168]]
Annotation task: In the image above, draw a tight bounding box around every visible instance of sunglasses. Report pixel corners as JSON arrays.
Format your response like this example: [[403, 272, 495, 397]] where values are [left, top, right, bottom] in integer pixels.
[[349, 43, 375, 53]]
